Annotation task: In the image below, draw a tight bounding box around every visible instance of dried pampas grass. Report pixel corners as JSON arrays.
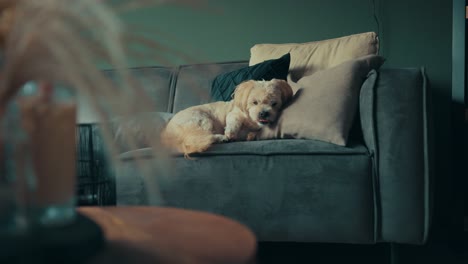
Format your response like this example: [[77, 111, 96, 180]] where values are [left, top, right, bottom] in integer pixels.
[[0, 0, 201, 204]]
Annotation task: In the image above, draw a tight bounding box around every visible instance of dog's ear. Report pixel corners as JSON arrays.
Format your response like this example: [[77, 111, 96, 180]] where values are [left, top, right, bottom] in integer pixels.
[[233, 80, 254, 110], [273, 79, 293, 104]]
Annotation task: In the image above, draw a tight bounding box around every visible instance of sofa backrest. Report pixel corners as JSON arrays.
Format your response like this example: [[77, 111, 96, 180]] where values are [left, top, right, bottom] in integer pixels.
[[172, 61, 247, 113], [103, 66, 176, 113], [101, 61, 248, 118]]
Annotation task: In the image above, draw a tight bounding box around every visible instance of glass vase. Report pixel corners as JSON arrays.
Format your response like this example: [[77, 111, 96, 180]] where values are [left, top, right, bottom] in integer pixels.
[[1, 81, 77, 229]]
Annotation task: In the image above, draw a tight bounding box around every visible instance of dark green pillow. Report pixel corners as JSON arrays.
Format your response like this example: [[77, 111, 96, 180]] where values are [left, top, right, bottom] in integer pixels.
[[211, 53, 290, 101]]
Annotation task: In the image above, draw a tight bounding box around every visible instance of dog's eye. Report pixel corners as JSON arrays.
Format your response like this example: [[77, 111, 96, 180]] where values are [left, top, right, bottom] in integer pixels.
[[253, 101, 258, 105], [271, 102, 277, 107]]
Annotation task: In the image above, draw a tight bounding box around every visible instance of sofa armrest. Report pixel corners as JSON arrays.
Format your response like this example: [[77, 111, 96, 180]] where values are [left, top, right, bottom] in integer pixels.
[[359, 68, 433, 244]]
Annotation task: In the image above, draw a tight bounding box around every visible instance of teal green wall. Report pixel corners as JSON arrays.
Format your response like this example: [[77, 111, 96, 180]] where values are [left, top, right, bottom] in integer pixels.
[[121, 0, 454, 236], [121, 0, 378, 65]]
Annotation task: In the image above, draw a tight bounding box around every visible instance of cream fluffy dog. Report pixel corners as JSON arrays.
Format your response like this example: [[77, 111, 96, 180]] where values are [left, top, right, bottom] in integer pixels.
[[161, 79, 293, 157]]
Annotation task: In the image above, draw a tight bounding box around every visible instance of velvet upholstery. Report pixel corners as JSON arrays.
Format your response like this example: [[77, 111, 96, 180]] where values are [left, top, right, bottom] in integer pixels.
[[85, 61, 433, 245], [116, 140, 375, 243], [172, 62, 248, 112], [360, 68, 432, 244], [103, 67, 175, 113]]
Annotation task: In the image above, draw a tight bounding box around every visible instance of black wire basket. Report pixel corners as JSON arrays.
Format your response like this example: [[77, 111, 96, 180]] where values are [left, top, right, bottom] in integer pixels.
[[76, 124, 115, 206]]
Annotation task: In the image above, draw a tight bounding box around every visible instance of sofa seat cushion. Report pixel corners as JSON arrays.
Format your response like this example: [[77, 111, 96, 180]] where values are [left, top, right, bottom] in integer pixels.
[[116, 140, 375, 243], [119, 139, 368, 159]]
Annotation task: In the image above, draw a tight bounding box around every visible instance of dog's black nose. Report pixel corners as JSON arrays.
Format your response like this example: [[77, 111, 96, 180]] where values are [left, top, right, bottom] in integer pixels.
[[259, 111, 269, 119]]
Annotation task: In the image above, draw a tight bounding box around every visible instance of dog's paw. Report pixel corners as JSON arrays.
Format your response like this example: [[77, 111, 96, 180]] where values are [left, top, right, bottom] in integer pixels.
[[246, 132, 257, 141], [214, 134, 230, 143], [225, 131, 237, 141], [220, 135, 230, 142]]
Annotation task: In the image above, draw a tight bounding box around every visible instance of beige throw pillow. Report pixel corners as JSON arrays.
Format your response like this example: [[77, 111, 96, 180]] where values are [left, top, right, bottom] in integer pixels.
[[249, 32, 379, 92], [257, 55, 385, 146]]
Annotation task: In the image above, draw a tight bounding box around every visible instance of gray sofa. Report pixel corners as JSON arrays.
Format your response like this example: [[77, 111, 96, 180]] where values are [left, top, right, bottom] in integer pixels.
[[95, 61, 432, 245]]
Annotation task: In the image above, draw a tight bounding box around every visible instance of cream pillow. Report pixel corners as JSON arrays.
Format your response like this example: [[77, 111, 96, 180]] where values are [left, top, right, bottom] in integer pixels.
[[249, 32, 379, 92], [257, 55, 385, 146]]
